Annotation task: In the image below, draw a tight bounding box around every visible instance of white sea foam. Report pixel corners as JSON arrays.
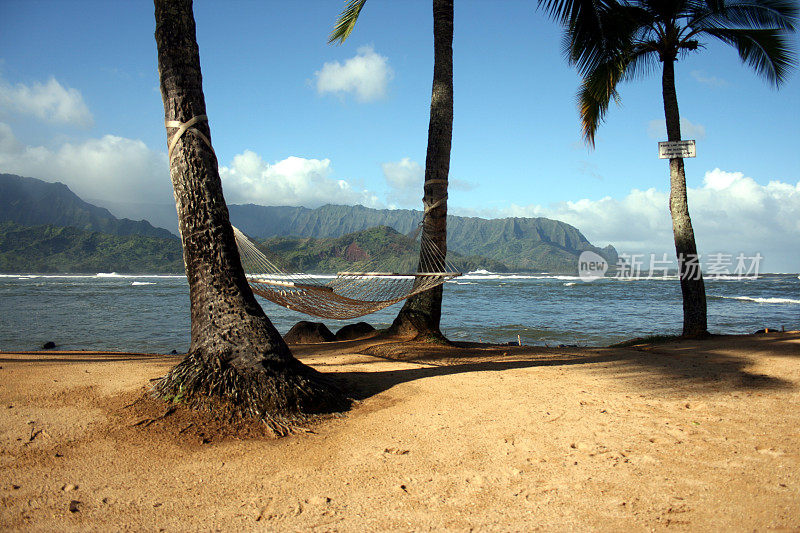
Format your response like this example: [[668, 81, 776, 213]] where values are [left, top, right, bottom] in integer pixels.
[[467, 269, 494, 275], [2, 274, 97, 279], [131, 281, 155, 286], [98, 274, 184, 279], [564, 282, 577, 287], [612, 275, 680, 281], [716, 295, 800, 305], [97, 273, 189, 279], [459, 273, 584, 281], [1, 274, 186, 280]]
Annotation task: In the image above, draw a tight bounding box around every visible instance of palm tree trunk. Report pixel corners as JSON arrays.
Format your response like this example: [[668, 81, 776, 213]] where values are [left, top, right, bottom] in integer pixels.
[[662, 58, 708, 337], [390, 0, 454, 341], [152, 0, 346, 430]]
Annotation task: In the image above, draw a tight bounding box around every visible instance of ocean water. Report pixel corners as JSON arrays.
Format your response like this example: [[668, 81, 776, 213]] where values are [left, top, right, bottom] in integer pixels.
[[0, 272, 798, 353]]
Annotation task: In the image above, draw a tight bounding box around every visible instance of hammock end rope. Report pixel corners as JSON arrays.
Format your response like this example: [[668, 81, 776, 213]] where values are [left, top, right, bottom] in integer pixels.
[[423, 195, 448, 214]]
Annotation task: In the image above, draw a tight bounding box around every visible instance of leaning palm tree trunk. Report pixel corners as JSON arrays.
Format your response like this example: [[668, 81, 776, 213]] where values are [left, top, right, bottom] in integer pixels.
[[152, 0, 346, 431], [389, 0, 454, 340], [662, 58, 707, 336]]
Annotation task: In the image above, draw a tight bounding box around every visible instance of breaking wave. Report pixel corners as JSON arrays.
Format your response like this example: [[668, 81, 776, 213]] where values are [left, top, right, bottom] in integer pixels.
[[712, 295, 800, 305]]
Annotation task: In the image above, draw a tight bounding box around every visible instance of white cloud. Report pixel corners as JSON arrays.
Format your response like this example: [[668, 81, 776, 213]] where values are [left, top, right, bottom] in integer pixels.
[[382, 157, 478, 208], [0, 122, 21, 153], [0, 122, 171, 206], [382, 157, 423, 207], [450, 179, 477, 192], [691, 70, 728, 88], [220, 150, 381, 208], [315, 45, 393, 102], [0, 76, 93, 127], [0, 123, 383, 229], [1, 121, 383, 219], [500, 169, 800, 272], [647, 117, 706, 140]]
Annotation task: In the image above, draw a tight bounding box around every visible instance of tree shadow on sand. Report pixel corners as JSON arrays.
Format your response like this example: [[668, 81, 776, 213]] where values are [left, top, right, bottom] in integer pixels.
[[4, 333, 795, 409], [294, 333, 798, 402]]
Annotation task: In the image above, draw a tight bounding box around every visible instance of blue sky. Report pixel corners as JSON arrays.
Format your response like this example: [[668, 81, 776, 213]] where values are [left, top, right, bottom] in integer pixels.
[[1, 0, 798, 271]]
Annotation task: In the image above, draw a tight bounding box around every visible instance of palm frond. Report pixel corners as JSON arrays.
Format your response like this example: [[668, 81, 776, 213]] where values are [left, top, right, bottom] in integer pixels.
[[702, 0, 727, 12], [329, 0, 367, 45], [641, 0, 692, 21], [578, 54, 629, 147], [703, 26, 796, 85], [566, 2, 652, 75], [545, 0, 626, 73], [538, 0, 608, 27], [623, 45, 661, 80], [689, 0, 798, 31]]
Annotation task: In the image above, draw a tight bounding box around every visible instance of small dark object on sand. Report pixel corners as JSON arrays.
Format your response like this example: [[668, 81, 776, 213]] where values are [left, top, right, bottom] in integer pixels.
[[284, 321, 336, 344], [335, 322, 376, 341], [69, 500, 80, 513]]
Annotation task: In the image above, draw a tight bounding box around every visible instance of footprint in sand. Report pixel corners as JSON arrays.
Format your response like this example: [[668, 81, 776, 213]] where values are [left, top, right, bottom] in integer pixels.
[[383, 447, 410, 455], [755, 446, 784, 457]]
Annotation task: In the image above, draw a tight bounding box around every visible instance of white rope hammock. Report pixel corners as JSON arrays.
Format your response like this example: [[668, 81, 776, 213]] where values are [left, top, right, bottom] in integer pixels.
[[233, 226, 461, 319]]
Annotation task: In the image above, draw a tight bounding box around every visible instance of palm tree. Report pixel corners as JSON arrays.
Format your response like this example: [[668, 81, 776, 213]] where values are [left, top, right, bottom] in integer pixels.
[[152, 0, 347, 432], [542, 0, 797, 336], [330, 0, 454, 341]]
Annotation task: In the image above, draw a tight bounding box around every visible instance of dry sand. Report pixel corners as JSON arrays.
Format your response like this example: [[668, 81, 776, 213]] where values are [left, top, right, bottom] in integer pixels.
[[1, 332, 799, 531]]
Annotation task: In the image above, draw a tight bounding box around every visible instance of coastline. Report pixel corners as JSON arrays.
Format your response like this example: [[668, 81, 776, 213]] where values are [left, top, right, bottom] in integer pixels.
[[2, 273, 799, 351]]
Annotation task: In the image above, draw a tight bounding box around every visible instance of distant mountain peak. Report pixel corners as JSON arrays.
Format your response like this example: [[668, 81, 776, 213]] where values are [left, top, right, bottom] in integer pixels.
[[0, 173, 177, 241]]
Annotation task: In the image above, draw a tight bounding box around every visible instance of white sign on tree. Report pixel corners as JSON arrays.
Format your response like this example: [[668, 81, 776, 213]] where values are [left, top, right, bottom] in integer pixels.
[[658, 140, 696, 159]]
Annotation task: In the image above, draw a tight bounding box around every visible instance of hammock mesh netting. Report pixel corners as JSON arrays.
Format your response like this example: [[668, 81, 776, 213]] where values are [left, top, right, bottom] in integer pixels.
[[233, 226, 461, 319]]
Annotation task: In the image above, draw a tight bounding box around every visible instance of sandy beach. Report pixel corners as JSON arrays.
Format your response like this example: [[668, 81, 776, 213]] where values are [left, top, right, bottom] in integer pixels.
[[1, 332, 799, 531]]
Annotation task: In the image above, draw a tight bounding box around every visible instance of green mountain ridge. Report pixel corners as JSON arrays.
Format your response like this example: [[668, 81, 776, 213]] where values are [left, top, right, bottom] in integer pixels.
[[230, 203, 618, 272], [0, 222, 184, 273], [257, 225, 509, 274]]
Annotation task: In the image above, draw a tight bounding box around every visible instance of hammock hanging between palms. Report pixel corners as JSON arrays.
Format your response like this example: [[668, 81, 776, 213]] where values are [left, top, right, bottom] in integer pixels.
[[232, 226, 461, 320], [164, 115, 459, 320]]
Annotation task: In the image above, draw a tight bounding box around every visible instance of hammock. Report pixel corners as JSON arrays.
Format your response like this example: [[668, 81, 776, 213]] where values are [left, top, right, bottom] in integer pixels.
[[164, 116, 458, 320], [232, 226, 461, 320]]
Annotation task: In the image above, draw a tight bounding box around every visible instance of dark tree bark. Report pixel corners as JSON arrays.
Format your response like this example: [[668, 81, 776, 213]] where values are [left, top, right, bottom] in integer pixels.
[[662, 58, 708, 337], [152, 0, 347, 432], [389, 0, 454, 341]]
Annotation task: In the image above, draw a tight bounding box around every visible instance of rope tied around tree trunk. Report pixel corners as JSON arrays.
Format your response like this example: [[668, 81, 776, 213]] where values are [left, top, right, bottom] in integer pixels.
[[423, 195, 448, 214], [165, 115, 215, 161]]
